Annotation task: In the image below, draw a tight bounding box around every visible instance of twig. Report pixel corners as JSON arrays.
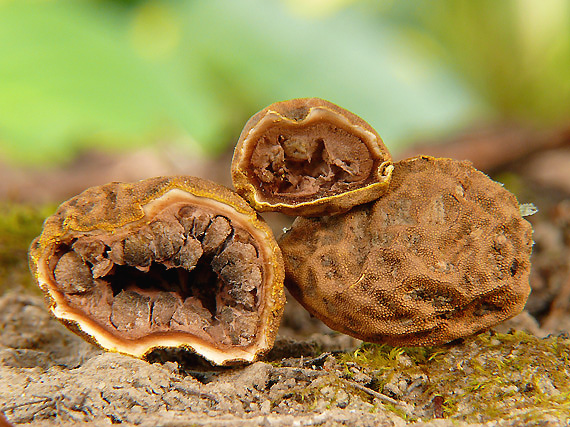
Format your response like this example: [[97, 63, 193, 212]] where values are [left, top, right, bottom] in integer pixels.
[[399, 123, 570, 173], [338, 377, 400, 406], [0, 398, 52, 413]]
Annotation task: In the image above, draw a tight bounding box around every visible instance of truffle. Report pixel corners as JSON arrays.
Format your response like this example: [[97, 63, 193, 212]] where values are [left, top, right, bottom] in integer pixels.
[[29, 176, 285, 365], [279, 156, 534, 346], [232, 98, 393, 216]]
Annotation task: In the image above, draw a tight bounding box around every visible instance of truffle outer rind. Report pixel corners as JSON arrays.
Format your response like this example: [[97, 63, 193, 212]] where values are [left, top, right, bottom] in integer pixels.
[[231, 98, 393, 216], [279, 156, 534, 346], [29, 176, 285, 365]]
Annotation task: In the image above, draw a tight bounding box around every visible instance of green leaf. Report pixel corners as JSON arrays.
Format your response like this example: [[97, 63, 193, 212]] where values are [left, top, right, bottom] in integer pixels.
[[0, 1, 228, 164]]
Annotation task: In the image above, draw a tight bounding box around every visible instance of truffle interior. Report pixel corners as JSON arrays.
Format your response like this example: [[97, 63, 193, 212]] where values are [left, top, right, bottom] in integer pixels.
[[249, 122, 374, 201], [50, 203, 263, 348]]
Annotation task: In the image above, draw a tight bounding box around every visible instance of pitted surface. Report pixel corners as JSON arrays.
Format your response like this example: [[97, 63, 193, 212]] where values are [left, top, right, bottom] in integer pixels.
[[279, 156, 534, 346]]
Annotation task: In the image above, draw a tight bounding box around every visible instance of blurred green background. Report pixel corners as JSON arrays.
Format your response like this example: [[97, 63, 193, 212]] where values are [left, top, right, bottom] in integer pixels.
[[1, 0, 568, 166]]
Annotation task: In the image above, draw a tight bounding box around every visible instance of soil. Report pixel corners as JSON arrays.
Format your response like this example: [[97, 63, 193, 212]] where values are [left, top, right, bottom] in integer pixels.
[[1, 122, 570, 426]]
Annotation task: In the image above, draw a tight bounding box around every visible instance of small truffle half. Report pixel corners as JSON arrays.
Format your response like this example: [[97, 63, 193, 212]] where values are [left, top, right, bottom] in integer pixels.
[[232, 98, 393, 216], [29, 176, 285, 365], [279, 156, 534, 346]]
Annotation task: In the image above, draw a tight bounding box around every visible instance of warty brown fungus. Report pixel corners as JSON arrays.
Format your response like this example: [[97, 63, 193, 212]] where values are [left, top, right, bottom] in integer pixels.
[[279, 156, 534, 346], [231, 98, 393, 216], [28, 176, 285, 365]]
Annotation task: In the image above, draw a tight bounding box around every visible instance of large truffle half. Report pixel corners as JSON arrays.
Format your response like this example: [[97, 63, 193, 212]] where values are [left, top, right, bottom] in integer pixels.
[[29, 176, 285, 365], [232, 98, 393, 216], [279, 156, 534, 346]]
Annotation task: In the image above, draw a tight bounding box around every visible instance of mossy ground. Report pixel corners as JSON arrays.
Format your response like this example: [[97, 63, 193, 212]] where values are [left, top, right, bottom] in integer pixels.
[[336, 331, 570, 423], [0, 203, 54, 294], [2, 289, 570, 426]]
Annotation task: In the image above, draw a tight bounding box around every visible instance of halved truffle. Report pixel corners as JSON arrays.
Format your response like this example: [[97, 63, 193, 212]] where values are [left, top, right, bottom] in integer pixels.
[[279, 156, 534, 346], [232, 98, 393, 216], [29, 176, 285, 365]]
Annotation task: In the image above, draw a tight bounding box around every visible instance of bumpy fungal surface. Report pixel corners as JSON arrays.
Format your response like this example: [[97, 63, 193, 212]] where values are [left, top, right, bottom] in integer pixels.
[[279, 156, 534, 346], [232, 98, 393, 216], [29, 176, 285, 365]]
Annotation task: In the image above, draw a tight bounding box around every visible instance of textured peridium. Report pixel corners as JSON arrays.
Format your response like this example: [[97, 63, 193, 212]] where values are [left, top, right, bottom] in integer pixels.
[[232, 98, 393, 216], [279, 156, 534, 346], [29, 177, 285, 364]]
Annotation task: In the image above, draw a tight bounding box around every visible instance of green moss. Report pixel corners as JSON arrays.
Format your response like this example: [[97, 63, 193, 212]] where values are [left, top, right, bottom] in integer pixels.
[[337, 331, 570, 423], [268, 376, 328, 412], [384, 402, 412, 420], [0, 202, 54, 294], [342, 342, 444, 368]]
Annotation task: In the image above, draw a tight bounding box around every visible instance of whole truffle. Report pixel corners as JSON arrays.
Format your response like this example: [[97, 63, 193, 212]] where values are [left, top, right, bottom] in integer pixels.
[[29, 176, 285, 365], [231, 98, 393, 216], [279, 156, 534, 346]]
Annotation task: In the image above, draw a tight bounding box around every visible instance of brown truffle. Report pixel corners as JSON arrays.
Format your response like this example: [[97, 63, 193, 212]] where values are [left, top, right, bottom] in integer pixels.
[[231, 98, 393, 216], [29, 176, 285, 365], [279, 156, 534, 346]]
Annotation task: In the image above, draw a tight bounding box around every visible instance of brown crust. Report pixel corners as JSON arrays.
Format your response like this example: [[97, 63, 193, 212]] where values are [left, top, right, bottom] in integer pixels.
[[32, 176, 256, 245], [239, 98, 384, 148], [231, 98, 393, 216], [279, 156, 534, 346], [29, 176, 285, 365]]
